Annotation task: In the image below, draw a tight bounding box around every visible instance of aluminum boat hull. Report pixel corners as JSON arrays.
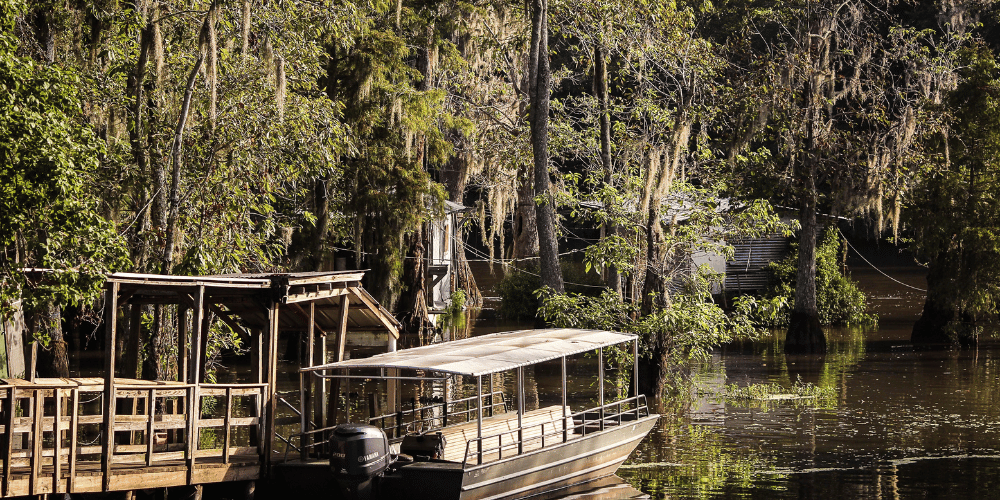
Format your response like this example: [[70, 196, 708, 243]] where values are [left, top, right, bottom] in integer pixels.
[[382, 413, 658, 500]]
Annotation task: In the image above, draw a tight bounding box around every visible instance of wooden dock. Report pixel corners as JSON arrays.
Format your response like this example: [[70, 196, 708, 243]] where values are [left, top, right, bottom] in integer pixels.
[[0, 377, 264, 497], [0, 270, 401, 497]]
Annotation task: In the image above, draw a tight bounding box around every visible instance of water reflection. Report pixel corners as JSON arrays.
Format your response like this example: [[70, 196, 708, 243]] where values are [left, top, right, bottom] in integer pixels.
[[460, 263, 1000, 498], [611, 264, 1000, 499]]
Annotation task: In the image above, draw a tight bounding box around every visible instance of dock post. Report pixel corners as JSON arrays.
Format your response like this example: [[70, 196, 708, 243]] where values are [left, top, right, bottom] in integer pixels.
[[177, 306, 189, 383], [187, 285, 205, 486], [102, 281, 120, 492], [302, 302, 315, 457], [264, 301, 280, 471]]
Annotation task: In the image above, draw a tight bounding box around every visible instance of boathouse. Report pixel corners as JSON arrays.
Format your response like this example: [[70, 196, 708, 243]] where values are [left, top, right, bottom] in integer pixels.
[[0, 270, 399, 498]]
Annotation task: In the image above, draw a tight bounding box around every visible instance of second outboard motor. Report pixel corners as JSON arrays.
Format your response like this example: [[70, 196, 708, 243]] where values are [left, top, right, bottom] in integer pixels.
[[329, 423, 391, 500]]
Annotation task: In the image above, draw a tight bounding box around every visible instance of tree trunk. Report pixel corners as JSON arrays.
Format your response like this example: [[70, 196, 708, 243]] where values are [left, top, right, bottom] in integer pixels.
[[513, 164, 539, 260], [36, 302, 69, 378], [32, 5, 55, 63], [441, 155, 469, 204], [637, 204, 672, 399], [311, 176, 331, 270], [784, 173, 826, 353], [162, 54, 204, 274], [911, 254, 976, 347], [527, 0, 563, 294], [397, 224, 428, 337], [594, 44, 621, 296], [785, 65, 825, 354], [640, 206, 666, 316]]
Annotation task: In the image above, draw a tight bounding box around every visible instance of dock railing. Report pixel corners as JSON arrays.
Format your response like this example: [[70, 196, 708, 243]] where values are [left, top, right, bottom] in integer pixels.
[[461, 395, 649, 467], [0, 380, 266, 498]]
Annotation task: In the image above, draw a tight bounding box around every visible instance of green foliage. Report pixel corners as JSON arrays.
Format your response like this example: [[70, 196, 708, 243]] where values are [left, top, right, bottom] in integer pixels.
[[0, 1, 128, 311], [762, 227, 876, 328], [906, 44, 1000, 324], [438, 289, 467, 331], [537, 268, 767, 393], [494, 260, 606, 320], [495, 267, 541, 321], [723, 379, 838, 410]]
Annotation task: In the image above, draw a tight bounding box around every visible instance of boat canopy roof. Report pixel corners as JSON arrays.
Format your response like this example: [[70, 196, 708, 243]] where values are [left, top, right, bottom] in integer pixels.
[[301, 328, 636, 377]]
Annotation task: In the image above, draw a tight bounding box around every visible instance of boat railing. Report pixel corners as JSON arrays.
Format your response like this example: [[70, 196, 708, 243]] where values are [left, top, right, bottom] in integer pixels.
[[461, 395, 649, 467], [368, 391, 507, 439], [287, 390, 509, 458]]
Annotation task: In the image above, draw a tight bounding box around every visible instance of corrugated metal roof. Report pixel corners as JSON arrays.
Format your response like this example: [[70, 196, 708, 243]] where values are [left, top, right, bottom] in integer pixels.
[[302, 328, 636, 377], [725, 235, 790, 292]]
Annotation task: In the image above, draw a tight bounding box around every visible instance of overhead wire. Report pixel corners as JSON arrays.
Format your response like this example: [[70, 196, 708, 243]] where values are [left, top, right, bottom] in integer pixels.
[[837, 227, 927, 292], [461, 242, 610, 290]]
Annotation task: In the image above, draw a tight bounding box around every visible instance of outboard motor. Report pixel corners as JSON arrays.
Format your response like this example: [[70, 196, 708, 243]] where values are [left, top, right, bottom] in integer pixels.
[[329, 423, 391, 500]]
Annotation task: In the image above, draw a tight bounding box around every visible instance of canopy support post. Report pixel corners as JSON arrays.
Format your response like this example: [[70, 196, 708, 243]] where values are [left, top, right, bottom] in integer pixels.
[[598, 347, 604, 431], [387, 334, 398, 419], [561, 356, 567, 443], [633, 339, 639, 399], [516, 367, 524, 455], [476, 375, 483, 465]]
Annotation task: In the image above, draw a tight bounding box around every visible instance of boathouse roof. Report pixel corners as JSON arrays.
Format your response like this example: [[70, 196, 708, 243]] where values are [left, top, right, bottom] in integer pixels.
[[301, 328, 636, 377], [106, 270, 400, 338]]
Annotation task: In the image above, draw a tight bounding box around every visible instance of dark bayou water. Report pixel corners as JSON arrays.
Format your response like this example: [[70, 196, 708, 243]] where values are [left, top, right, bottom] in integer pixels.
[[616, 266, 1000, 499], [472, 260, 1000, 499]]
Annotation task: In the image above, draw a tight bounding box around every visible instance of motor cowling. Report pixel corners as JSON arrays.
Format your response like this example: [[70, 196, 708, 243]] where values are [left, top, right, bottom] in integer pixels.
[[329, 424, 390, 500]]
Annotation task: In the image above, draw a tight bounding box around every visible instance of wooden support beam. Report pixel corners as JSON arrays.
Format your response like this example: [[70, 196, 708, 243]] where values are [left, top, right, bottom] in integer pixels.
[[29, 341, 37, 382], [178, 306, 189, 383], [187, 285, 205, 486], [31, 390, 42, 495], [301, 302, 315, 460], [146, 388, 156, 466], [223, 387, 233, 464], [347, 289, 399, 339], [252, 328, 264, 385], [3, 388, 14, 496], [263, 301, 280, 473], [102, 281, 120, 492], [281, 287, 349, 304], [69, 389, 79, 493], [54, 388, 62, 493], [208, 303, 252, 340], [290, 302, 328, 337], [335, 295, 349, 363], [315, 318, 327, 436]]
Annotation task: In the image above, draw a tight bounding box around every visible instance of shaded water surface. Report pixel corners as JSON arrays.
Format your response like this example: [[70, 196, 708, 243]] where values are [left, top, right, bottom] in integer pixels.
[[613, 266, 1000, 499]]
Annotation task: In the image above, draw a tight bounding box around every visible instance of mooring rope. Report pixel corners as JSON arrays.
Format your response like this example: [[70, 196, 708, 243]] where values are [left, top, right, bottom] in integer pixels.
[[837, 227, 927, 292]]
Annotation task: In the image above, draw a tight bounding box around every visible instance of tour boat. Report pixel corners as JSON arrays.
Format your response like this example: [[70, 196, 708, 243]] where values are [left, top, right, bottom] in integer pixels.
[[287, 328, 659, 500]]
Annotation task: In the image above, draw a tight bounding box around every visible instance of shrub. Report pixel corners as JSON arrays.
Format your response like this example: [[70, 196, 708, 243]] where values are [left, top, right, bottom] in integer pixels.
[[761, 226, 876, 327]]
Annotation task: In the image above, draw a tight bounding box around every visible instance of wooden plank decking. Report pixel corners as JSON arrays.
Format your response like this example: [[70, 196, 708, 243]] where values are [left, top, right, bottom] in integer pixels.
[[437, 405, 573, 463]]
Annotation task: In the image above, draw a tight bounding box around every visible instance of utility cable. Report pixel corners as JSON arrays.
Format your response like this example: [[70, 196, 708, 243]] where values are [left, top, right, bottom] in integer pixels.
[[837, 227, 927, 292], [461, 242, 609, 290]]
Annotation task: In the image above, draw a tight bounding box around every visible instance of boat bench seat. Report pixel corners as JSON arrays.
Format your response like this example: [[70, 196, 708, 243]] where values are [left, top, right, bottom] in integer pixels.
[[434, 405, 572, 463]]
